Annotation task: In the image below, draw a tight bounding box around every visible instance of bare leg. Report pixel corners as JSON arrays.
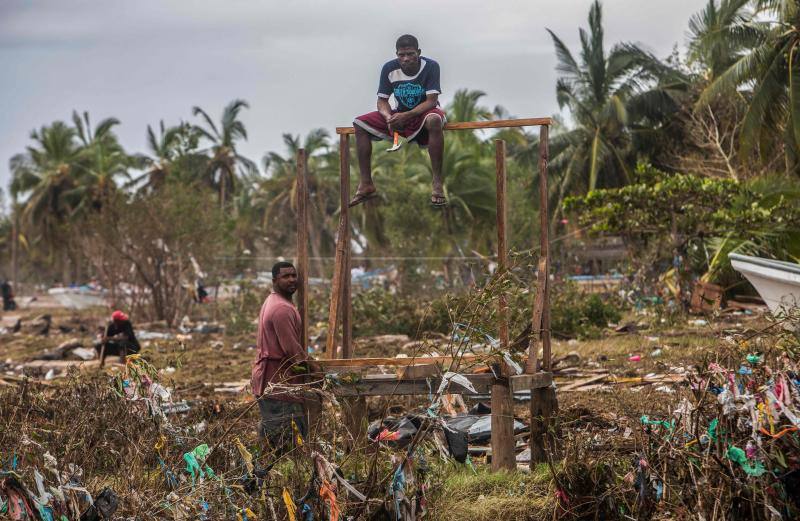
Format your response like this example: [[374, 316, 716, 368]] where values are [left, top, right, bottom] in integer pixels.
[[425, 116, 445, 204], [354, 125, 376, 196]]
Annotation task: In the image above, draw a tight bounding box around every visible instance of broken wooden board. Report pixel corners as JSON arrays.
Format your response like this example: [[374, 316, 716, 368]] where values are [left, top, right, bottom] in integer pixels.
[[20, 359, 124, 371], [609, 374, 685, 385], [212, 380, 249, 393], [559, 373, 609, 392], [509, 373, 553, 392]]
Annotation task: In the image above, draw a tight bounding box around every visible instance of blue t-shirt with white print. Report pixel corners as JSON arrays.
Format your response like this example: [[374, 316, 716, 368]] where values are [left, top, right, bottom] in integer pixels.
[[377, 57, 441, 112]]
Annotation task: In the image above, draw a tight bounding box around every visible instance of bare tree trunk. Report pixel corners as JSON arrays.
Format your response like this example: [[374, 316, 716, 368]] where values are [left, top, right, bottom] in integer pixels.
[[61, 247, 70, 285]]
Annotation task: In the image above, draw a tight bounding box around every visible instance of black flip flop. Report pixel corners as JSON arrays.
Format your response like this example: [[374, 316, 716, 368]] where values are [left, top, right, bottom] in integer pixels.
[[348, 191, 379, 208], [430, 194, 448, 208]]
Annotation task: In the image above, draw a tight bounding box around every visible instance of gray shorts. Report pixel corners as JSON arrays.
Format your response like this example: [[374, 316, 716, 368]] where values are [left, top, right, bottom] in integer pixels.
[[258, 399, 307, 452]]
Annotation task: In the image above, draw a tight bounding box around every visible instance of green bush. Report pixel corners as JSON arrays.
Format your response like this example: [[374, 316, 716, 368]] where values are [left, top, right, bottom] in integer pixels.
[[551, 283, 622, 339], [352, 288, 424, 337]]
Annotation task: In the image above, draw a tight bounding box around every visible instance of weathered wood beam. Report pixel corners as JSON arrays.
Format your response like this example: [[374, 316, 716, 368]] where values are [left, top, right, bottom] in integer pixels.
[[335, 117, 552, 135]]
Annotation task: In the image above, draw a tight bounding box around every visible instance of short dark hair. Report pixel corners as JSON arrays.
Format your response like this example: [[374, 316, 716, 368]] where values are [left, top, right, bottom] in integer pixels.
[[396, 34, 419, 50], [272, 261, 295, 279]]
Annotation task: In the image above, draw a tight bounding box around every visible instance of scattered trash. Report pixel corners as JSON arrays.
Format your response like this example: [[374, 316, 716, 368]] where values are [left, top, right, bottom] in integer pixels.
[[162, 400, 191, 415], [137, 331, 174, 341], [183, 444, 215, 485], [69, 347, 96, 361], [628, 355, 641, 362], [80, 487, 119, 521]]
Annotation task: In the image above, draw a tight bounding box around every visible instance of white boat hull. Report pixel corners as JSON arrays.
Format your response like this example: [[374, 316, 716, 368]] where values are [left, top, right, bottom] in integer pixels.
[[729, 253, 800, 315]]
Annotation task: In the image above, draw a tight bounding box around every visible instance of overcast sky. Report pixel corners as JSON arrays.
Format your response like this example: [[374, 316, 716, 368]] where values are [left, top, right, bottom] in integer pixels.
[[0, 0, 704, 193]]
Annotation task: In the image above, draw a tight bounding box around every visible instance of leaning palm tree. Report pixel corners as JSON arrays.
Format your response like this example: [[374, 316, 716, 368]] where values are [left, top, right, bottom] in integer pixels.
[[547, 0, 683, 194], [696, 0, 800, 167], [192, 99, 257, 207]]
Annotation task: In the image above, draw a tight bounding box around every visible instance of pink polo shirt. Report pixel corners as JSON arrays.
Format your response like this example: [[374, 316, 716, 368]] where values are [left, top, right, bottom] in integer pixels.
[[250, 292, 307, 401]]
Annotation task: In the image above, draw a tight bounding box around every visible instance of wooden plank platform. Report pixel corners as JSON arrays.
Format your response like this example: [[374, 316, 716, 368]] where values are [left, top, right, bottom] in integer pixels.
[[329, 372, 552, 397]]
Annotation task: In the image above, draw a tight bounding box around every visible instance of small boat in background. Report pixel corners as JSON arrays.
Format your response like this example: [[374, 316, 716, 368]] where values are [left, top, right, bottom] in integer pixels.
[[729, 253, 800, 315]]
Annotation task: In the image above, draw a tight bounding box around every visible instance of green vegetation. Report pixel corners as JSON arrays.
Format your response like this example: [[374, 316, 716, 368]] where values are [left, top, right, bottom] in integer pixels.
[[564, 164, 800, 283], [428, 467, 553, 521]]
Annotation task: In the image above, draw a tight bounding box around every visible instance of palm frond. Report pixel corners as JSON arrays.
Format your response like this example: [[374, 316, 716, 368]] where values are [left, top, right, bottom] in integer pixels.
[[547, 29, 581, 80], [192, 106, 220, 141]]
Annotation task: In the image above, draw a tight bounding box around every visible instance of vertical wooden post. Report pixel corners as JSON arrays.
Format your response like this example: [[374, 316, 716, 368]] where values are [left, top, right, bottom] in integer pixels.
[[340, 134, 352, 360], [491, 139, 515, 471], [496, 140, 509, 350], [326, 135, 352, 359], [538, 126, 551, 369], [296, 149, 309, 353], [337, 134, 364, 445], [530, 124, 557, 468], [341, 162, 353, 360], [326, 217, 345, 358]]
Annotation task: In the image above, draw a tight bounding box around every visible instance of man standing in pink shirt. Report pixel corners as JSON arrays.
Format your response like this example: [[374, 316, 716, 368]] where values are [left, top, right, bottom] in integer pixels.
[[251, 261, 311, 451]]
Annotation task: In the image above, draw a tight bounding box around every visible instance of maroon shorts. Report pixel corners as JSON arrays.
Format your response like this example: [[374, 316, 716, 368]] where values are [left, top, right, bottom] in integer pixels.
[[354, 108, 446, 147]]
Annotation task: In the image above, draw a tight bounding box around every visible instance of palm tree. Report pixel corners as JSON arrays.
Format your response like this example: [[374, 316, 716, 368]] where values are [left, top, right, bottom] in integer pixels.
[[547, 0, 683, 194], [696, 0, 800, 167], [70, 111, 131, 212], [9, 121, 82, 278], [131, 120, 183, 191], [192, 99, 257, 207], [259, 129, 339, 275], [687, 0, 763, 81]]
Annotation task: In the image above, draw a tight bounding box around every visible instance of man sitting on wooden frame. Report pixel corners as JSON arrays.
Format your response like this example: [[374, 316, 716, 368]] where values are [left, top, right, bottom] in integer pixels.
[[351, 34, 447, 208]]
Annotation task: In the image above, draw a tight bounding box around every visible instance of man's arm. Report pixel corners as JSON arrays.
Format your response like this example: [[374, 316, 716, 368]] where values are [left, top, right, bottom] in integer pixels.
[[377, 97, 393, 121], [405, 93, 439, 118], [388, 93, 439, 128]]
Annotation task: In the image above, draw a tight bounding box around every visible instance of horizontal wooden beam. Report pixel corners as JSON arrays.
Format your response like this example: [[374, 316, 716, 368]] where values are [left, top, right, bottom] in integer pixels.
[[328, 372, 553, 397], [510, 372, 553, 392], [317, 354, 480, 368], [336, 117, 552, 135], [330, 373, 494, 397]]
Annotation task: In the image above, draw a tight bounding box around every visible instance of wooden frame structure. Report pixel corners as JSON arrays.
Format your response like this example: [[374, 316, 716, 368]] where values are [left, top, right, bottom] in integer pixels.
[[295, 117, 557, 469]]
